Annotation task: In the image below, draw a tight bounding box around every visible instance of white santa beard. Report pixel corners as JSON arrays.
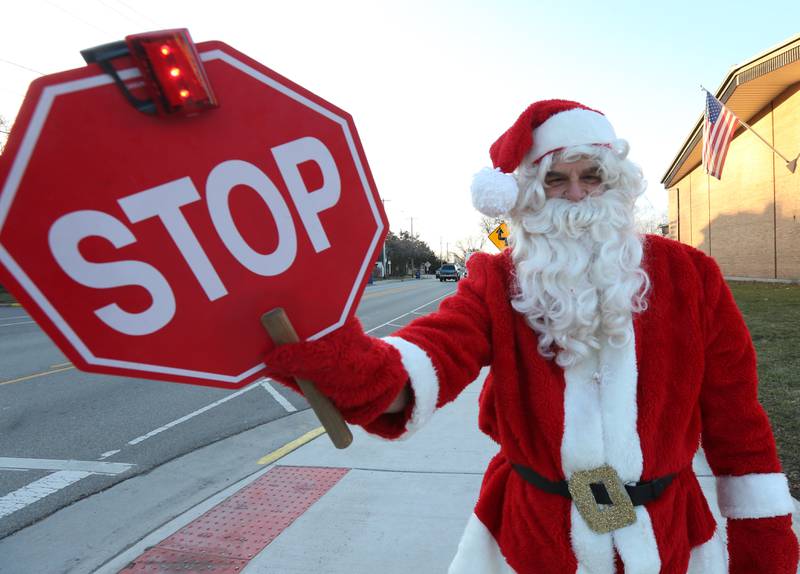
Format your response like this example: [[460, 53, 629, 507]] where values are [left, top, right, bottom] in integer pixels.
[[511, 189, 648, 367]]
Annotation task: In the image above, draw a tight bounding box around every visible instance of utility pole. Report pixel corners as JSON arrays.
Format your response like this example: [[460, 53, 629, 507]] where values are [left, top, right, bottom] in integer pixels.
[[410, 217, 415, 277], [380, 198, 391, 278]]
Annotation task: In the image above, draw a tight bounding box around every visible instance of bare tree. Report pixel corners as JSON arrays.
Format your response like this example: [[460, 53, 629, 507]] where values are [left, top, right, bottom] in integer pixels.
[[453, 235, 487, 264], [479, 215, 505, 235], [634, 203, 668, 236]]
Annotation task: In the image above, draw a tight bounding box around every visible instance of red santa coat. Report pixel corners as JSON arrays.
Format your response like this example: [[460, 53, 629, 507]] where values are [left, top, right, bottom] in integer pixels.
[[366, 235, 794, 574]]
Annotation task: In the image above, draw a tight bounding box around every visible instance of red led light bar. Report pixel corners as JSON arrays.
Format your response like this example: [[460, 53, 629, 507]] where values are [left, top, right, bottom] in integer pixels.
[[125, 28, 218, 117]]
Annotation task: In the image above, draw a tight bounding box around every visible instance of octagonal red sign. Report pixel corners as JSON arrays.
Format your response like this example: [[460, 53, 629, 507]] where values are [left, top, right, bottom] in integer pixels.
[[0, 40, 387, 389]]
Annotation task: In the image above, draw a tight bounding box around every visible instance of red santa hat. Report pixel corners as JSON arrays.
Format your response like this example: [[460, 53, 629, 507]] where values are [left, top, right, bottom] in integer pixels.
[[471, 99, 619, 217]]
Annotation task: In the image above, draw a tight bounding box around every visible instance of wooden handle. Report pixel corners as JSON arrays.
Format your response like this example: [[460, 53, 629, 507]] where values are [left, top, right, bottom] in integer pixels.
[[261, 308, 353, 449]]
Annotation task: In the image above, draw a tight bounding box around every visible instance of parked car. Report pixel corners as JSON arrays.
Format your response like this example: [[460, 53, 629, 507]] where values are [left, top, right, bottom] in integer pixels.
[[438, 264, 461, 282]]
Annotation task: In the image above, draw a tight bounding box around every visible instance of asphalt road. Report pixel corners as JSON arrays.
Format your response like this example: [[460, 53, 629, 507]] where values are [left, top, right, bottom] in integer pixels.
[[0, 277, 457, 540]]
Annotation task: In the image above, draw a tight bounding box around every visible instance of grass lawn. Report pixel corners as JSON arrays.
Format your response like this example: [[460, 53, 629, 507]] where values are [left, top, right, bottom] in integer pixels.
[[728, 281, 800, 499]]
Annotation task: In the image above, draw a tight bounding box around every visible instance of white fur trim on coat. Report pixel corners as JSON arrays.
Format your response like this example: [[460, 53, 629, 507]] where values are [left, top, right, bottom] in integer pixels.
[[570, 504, 615, 574], [561, 323, 662, 574], [448, 513, 516, 573], [686, 529, 727, 574], [612, 506, 661, 574], [382, 336, 439, 438], [601, 333, 660, 574], [530, 108, 617, 163], [716, 472, 795, 519]]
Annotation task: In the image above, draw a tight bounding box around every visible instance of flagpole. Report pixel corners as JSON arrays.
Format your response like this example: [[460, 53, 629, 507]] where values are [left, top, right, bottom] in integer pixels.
[[701, 86, 798, 173]]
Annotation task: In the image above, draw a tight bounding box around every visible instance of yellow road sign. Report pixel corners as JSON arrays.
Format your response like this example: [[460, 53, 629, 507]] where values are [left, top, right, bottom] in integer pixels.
[[488, 222, 510, 251]]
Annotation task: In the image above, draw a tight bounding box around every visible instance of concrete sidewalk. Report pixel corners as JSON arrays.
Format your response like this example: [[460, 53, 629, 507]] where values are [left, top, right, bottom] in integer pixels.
[[94, 369, 800, 574]]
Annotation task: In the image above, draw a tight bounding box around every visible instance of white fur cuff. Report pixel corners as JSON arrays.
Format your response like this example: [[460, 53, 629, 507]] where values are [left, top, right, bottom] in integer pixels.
[[382, 336, 439, 438], [716, 473, 795, 519]]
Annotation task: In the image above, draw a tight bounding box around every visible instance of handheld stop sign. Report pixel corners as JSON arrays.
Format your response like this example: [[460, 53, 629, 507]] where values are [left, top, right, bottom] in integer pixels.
[[0, 29, 388, 448]]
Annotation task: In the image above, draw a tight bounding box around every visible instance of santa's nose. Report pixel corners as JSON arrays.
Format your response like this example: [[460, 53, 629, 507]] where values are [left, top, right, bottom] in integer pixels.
[[564, 181, 588, 202]]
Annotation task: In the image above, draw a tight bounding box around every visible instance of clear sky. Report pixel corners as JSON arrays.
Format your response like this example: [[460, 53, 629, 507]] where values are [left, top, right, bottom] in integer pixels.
[[2, 0, 799, 255]]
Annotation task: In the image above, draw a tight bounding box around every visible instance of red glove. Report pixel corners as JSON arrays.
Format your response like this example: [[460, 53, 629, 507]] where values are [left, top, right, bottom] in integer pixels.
[[727, 515, 799, 574], [263, 317, 409, 426]]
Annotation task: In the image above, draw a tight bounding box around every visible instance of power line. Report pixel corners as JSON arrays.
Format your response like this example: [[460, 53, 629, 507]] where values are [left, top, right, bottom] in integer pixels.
[[112, 0, 161, 26], [41, 0, 113, 35], [0, 58, 44, 76], [95, 0, 154, 29]]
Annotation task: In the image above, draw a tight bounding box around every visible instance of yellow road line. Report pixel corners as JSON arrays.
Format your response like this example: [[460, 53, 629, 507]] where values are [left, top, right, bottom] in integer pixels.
[[362, 284, 427, 300], [50, 362, 72, 369], [257, 426, 326, 465], [0, 366, 75, 386]]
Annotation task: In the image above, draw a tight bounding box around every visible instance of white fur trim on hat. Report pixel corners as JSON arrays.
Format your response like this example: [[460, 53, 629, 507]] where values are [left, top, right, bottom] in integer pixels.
[[530, 108, 617, 163], [471, 167, 519, 217]]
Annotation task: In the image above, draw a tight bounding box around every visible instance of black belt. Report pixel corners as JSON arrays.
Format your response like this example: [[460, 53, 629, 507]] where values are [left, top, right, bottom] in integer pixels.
[[512, 463, 675, 506]]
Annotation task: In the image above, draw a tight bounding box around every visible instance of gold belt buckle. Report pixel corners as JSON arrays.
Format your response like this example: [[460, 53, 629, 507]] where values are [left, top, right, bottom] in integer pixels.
[[567, 464, 637, 534]]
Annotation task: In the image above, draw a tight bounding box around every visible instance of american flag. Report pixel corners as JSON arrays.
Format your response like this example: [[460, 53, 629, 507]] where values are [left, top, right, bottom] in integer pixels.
[[702, 91, 739, 179]]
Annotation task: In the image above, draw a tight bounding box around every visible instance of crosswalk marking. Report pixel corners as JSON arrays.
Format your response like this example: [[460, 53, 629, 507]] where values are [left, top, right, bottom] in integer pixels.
[[261, 381, 297, 412], [0, 470, 92, 519]]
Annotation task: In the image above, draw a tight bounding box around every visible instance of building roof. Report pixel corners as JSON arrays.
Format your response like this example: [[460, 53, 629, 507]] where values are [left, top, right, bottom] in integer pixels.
[[661, 34, 800, 188]]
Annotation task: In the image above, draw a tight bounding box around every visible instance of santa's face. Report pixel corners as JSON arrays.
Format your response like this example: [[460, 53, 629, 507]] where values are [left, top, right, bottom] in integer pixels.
[[542, 159, 603, 202], [509, 149, 649, 367]]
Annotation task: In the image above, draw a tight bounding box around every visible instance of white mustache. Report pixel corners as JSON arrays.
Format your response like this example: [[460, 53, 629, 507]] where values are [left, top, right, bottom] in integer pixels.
[[518, 189, 635, 241]]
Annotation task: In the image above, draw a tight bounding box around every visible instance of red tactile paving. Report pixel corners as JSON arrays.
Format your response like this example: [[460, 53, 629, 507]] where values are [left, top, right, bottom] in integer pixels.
[[118, 547, 248, 573], [121, 466, 349, 573]]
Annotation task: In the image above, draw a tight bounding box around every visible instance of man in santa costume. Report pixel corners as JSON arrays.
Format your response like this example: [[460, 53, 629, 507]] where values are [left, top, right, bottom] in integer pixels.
[[264, 100, 799, 573]]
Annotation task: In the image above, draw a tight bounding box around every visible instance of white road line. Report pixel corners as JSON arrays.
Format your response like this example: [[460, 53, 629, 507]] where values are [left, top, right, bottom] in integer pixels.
[[387, 322, 406, 328], [127, 381, 261, 446], [0, 457, 133, 475], [0, 470, 91, 519], [98, 450, 120, 460], [0, 320, 35, 327], [261, 381, 297, 412], [365, 290, 454, 335]]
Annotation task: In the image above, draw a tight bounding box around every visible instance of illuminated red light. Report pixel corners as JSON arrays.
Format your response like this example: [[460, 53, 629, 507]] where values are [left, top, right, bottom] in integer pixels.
[[125, 28, 218, 116]]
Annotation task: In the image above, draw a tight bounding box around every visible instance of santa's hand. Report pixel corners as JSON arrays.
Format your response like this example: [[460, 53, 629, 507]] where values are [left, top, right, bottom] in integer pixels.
[[263, 317, 410, 426], [726, 515, 798, 574]]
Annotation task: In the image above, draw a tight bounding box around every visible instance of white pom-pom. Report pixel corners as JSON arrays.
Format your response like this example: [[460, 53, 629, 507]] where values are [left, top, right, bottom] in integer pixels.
[[470, 167, 519, 217]]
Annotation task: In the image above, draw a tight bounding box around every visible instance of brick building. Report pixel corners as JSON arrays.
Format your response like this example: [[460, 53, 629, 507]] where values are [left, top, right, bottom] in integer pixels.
[[662, 35, 800, 280]]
